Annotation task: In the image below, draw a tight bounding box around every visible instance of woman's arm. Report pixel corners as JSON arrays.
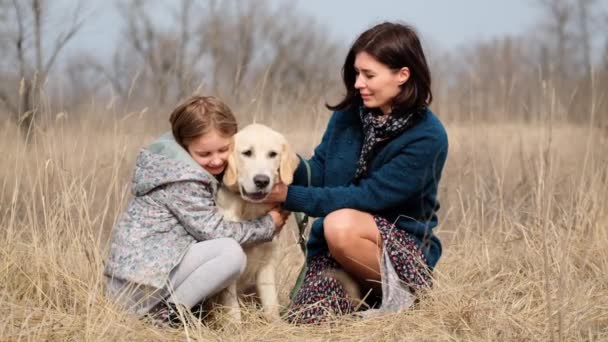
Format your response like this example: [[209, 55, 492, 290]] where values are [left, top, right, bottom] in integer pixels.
[[162, 181, 275, 244], [283, 134, 448, 217]]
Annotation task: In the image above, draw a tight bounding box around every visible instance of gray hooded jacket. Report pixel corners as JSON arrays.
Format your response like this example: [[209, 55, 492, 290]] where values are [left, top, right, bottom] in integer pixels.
[[103, 133, 274, 289]]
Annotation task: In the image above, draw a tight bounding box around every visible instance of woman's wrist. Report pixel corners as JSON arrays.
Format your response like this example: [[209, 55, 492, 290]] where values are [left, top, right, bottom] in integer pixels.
[[280, 184, 289, 202]]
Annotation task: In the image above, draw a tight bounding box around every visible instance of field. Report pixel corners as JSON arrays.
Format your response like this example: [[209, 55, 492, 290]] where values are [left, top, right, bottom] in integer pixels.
[[1, 102, 607, 341]]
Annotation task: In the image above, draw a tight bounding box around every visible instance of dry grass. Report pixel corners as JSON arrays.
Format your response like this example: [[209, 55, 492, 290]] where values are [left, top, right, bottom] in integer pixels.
[[1, 101, 607, 341]]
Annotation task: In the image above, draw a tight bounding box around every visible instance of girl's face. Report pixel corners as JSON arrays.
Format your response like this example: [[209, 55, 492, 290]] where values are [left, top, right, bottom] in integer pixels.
[[186, 129, 232, 175], [354, 51, 410, 115]]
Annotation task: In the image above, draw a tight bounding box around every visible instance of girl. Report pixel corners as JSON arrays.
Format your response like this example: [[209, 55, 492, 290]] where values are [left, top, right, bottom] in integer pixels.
[[264, 22, 449, 323], [104, 96, 288, 326]]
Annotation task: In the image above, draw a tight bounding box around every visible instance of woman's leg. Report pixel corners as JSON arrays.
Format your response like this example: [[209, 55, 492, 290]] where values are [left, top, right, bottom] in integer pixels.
[[323, 209, 382, 284], [167, 238, 246, 308], [287, 253, 355, 324]]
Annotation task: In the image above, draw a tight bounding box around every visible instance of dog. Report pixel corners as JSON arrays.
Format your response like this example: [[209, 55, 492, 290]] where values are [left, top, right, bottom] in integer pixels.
[[215, 123, 299, 322]]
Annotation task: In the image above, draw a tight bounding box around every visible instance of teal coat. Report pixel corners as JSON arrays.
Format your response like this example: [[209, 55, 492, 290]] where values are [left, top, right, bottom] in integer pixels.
[[283, 109, 448, 268]]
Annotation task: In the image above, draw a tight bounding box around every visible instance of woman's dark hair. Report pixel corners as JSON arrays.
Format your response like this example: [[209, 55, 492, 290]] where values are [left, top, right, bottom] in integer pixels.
[[327, 22, 432, 115]]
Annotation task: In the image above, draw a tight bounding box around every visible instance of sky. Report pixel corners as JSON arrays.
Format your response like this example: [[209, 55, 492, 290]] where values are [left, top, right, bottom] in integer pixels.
[[292, 0, 539, 47], [60, 0, 547, 60], [17, 0, 602, 73]]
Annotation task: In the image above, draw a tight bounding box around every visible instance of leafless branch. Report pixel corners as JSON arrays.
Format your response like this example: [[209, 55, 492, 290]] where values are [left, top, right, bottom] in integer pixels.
[[33, 0, 42, 73], [44, 19, 84, 76], [0, 89, 18, 114], [11, 0, 26, 79], [87, 58, 127, 96]]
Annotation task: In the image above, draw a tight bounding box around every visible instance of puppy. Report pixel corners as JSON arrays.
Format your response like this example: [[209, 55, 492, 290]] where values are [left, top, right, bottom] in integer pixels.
[[216, 123, 299, 322]]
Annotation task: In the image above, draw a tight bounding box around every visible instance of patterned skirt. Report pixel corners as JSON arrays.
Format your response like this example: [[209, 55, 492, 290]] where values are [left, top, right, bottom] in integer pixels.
[[286, 216, 432, 324]]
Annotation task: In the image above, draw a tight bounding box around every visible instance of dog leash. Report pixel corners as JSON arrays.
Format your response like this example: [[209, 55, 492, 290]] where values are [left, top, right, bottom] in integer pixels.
[[293, 157, 311, 254], [289, 157, 311, 302]]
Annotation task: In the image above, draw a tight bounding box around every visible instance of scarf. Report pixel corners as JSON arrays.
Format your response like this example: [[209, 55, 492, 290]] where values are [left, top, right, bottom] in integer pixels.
[[353, 106, 425, 181]]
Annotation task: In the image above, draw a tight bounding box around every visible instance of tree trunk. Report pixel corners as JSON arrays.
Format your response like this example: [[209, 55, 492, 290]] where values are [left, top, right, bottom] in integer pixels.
[[18, 78, 35, 141]]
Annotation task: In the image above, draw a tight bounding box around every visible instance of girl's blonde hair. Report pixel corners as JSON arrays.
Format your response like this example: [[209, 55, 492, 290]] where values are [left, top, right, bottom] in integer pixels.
[[169, 96, 238, 148]]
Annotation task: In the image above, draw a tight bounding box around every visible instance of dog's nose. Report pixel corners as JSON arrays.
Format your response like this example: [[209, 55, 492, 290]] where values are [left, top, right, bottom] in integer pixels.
[[253, 175, 270, 189]]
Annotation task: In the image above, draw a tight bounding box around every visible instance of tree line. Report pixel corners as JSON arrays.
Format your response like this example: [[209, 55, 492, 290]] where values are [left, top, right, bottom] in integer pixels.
[[0, 0, 607, 140]]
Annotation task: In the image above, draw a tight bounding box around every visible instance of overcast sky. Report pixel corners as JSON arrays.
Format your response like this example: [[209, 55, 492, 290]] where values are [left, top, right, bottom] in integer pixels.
[[293, 0, 541, 47], [41, 0, 606, 64]]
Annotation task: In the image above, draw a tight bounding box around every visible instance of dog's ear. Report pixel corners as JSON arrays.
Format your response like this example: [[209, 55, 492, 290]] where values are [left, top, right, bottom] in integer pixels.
[[279, 143, 300, 185], [223, 140, 238, 188]]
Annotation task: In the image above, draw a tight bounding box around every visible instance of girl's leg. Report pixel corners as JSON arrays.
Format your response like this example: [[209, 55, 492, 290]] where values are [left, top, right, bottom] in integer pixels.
[[167, 238, 246, 308], [323, 209, 382, 284]]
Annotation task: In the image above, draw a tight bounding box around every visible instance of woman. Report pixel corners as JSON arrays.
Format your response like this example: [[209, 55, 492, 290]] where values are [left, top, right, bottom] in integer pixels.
[[264, 22, 448, 324], [104, 96, 288, 327]]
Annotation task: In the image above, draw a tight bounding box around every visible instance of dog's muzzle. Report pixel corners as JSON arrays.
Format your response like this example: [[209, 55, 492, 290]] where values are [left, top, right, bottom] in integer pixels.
[[241, 187, 269, 201], [241, 174, 271, 201]]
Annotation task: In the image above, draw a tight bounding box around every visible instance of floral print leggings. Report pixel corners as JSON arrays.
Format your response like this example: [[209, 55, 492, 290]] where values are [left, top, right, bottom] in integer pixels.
[[287, 216, 432, 324]]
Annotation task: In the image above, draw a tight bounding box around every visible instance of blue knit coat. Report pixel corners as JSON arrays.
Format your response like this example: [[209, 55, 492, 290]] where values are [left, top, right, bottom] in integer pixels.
[[283, 108, 448, 268]]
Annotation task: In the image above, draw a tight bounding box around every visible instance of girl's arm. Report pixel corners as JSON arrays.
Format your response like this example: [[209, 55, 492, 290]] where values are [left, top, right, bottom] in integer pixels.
[[162, 181, 275, 244]]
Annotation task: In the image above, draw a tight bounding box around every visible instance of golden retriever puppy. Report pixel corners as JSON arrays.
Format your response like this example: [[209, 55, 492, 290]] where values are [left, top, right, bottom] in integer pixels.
[[216, 123, 299, 322]]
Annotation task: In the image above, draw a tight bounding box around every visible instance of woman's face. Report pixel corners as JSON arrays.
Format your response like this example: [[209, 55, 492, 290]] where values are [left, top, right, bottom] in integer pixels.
[[186, 129, 232, 175], [354, 51, 410, 115]]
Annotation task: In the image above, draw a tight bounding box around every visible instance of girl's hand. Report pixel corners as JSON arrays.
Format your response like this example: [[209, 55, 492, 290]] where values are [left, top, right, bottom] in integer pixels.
[[263, 182, 288, 204], [268, 207, 290, 234]]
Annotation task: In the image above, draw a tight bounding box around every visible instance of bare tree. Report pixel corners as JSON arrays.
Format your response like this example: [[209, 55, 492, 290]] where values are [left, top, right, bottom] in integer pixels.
[[201, 0, 260, 98], [600, 13, 608, 129], [443, 36, 540, 122], [114, 0, 203, 106], [572, 0, 608, 124], [107, 0, 339, 111], [196, 0, 340, 105], [0, 0, 8, 25], [0, 0, 85, 140], [535, 0, 575, 80], [61, 53, 110, 109], [88, 51, 134, 101], [532, 0, 608, 122], [604, 38, 608, 72], [576, 0, 594, 76], [0, 0, 14, 113]]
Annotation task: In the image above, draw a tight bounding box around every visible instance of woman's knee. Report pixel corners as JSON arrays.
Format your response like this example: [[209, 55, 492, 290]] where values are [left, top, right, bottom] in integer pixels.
[[324, 209, 360, 251]]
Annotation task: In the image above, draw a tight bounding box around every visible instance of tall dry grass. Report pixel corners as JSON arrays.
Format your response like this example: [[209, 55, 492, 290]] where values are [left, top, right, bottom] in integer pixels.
[[1, 95, 607, 341]]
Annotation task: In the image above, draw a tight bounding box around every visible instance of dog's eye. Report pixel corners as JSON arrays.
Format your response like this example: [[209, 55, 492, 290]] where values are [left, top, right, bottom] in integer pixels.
[[242, 150, 253, 157], [268, 151, 278, 158]]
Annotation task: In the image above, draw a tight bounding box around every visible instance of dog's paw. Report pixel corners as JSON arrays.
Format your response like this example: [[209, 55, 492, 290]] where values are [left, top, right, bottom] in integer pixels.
[[262, 309, 281, 323]]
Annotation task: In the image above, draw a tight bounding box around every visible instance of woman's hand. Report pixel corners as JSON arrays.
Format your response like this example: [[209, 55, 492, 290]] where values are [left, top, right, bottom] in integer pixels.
[[263, 182, 289, 204], [268, 207, 291, 234]]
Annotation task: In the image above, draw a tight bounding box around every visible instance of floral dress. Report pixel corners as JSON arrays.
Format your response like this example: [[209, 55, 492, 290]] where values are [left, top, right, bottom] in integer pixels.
[[287, 216, 432, 324]]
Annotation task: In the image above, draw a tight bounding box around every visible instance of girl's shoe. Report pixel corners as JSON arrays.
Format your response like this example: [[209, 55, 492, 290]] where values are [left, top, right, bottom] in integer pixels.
[[147, 301, 184, 328]]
